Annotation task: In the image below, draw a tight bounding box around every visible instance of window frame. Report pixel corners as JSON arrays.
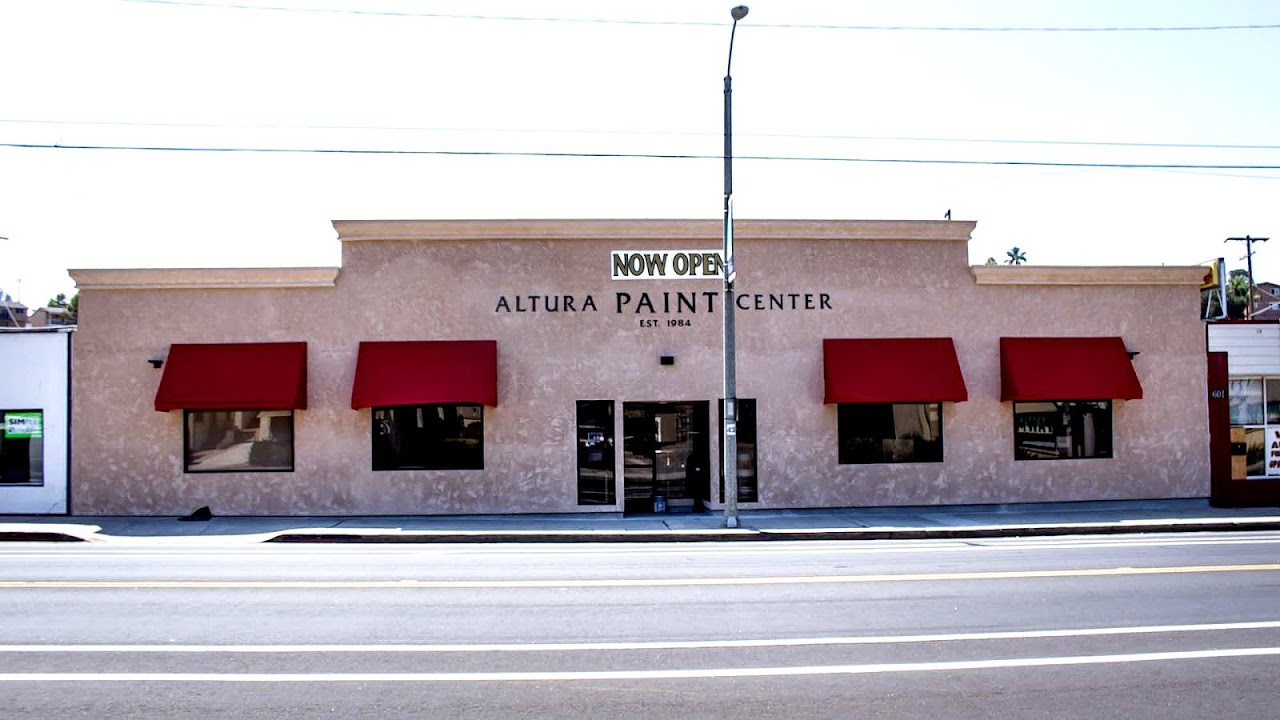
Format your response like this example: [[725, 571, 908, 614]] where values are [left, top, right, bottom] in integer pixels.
[[371, 403, 485, 472], [182, 409, 296, 474], [837, 402, 944, 465]]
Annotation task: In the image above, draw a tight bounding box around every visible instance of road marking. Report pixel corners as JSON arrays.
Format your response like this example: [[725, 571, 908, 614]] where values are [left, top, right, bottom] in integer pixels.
[[0, 563, 1277, 588], [3, 533, 1280, 560], [1, 647, 1279, 682], [2, 620, 1278, 653]]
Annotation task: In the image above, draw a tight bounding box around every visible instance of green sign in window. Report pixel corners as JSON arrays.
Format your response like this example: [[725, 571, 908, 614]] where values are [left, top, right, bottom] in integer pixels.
[[3, 412, 43, 439]]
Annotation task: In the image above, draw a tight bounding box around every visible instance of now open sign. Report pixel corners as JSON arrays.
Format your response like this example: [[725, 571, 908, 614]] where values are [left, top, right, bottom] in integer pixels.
[[611, 250, 725, 280]]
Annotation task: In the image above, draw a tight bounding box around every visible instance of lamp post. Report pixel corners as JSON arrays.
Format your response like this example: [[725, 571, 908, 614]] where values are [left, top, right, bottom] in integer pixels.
[[722, 5, 748, 529]]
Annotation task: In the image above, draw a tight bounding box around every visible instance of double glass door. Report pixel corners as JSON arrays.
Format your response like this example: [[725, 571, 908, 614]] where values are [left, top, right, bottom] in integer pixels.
[[622, 402, 709, 514]]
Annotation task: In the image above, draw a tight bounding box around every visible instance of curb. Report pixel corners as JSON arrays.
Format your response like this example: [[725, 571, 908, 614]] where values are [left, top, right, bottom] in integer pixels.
[[2, 518, 1279, 544], [263, 518, 1280, 544]]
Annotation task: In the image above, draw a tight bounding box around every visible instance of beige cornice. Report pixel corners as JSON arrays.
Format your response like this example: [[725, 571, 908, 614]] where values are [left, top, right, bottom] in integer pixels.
[[333, 219, 977, 243], [69, 267, 340, 290], [971, 265, 1206, 286]]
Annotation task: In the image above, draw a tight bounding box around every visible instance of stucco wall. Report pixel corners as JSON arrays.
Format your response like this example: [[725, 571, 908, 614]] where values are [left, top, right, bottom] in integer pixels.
[[69, 220, 1210, 515]]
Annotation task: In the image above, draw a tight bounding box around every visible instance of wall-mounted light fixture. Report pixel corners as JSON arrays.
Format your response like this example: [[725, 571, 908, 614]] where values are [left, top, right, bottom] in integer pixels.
[[148, 358, 165, 369], [1127, 350, 1141, 360], [660, 355, 675, 366]]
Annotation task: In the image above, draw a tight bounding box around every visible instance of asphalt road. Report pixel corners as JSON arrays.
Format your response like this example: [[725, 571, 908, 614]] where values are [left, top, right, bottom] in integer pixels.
[[1, 531, 1279, 718]]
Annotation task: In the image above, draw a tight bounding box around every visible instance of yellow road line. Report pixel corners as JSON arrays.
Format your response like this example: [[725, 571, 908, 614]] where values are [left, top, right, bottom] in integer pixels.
[[0, 564, 1277, 589]]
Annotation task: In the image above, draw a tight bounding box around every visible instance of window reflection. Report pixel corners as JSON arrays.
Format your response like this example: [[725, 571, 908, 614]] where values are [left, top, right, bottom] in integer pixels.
[[185, 410, 294, 472]]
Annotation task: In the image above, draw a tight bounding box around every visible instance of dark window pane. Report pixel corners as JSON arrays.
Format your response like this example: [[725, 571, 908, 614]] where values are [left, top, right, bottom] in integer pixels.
[[0, 410, 43, 485], [184, 410, 294, 472], [577, 400, 615, 505], [719, 399, 758, 503], [1013, 401, 1112, 461], [838, 403, 943, 464], [372, 404, 483, 471]]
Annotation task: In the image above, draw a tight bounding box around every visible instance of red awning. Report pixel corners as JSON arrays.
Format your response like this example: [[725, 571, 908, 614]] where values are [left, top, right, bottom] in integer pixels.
[[154, 342, 307, 411], [351, 340, 498, 409], [823, 338, 968, 404], [1000, 337, 1142, 402]]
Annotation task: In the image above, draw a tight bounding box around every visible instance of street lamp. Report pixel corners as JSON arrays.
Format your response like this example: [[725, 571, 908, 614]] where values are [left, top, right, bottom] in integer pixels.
[[722, 5, 748, 529]]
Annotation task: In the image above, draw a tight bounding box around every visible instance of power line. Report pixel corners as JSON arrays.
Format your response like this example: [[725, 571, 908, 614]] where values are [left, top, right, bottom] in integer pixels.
[[3, 118, 1277, 152], [4, 140, 1280, 170], [118, 0, 1280, 32]]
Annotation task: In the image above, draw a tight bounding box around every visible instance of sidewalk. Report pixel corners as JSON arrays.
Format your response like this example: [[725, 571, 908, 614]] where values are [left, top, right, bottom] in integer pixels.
[[2, 499, 1280, 544]]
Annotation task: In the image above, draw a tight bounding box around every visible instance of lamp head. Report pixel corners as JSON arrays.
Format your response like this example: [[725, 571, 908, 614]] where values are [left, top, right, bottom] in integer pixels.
[[731, 5, 749, 21]]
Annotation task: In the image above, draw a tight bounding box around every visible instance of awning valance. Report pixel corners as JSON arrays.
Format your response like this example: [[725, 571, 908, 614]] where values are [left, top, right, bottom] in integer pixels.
[[351, 340, 498, 409], [1000, 337, 1142, 402], [154, 342, 308, 411], [823, 338, 968, 404]]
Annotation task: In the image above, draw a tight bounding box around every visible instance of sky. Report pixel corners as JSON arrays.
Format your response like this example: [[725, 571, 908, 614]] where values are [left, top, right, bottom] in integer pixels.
[[2, 0, 1278, 309]]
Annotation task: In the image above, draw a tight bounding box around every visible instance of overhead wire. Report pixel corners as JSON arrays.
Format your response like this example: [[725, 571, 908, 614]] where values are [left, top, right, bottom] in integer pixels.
[[3, 141, 1279, 170], [117, 0, 1280, 32], [1, 118, 1278, 151]]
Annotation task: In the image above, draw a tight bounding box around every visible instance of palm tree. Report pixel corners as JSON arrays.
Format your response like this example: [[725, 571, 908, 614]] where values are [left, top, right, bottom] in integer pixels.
[[1005, 247, 1027, 265]]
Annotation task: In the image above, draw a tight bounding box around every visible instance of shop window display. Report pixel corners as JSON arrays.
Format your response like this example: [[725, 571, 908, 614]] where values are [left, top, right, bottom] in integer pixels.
[[1, 410, 44, 485], [373, 404, 483, 471], [1228, 378, 1280, 477], [1013, 401, 1112, 461]]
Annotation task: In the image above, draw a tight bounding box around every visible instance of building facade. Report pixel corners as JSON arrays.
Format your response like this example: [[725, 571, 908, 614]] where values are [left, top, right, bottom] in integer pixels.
[[68, 219, 1210, 516], [0, 328, 71, 514]]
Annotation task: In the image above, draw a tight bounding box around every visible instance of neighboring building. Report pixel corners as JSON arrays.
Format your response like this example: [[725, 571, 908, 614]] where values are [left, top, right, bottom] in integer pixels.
[[1206, 321, 1280, 506], [0, 328, 72, 513], [28, 306, 73, 328], [1248, 281, 1280, 320], [68, 219, 1210, 517], [0, 299, 28, 328]]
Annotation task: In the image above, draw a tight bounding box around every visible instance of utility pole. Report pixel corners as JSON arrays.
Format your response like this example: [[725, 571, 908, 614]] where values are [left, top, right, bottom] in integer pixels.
[[1226, 236, 1269, 319]]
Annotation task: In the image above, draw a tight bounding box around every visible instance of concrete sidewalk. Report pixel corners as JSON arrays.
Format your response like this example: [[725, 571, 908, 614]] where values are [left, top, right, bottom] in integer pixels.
[[2, 499, 1280, 544]]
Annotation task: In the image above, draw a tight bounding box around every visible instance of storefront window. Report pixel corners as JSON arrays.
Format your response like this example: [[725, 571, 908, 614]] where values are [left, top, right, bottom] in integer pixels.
[[1, 410, 44, 485], [372, 404, 483, 471], [576, 400, 615, 505], [184, 410, 294, 472], [838, 403, 942, 464], [1013, 401, 1112, 461], [1229, 377, 1280, 478], [1230, 379, 1264, 425]]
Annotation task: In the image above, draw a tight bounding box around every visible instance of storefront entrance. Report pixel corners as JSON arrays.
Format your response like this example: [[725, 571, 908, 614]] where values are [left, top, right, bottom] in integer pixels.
[[622, 401, 709, 514]]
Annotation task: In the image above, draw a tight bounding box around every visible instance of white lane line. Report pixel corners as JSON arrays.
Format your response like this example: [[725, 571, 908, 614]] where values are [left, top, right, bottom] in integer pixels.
[[1, 563, 1277, 588], [2, 620, 1279, 653], [2, 530, 1280, 558], [4, 534, 1280, 560], [2, 647, 1279, 682]]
